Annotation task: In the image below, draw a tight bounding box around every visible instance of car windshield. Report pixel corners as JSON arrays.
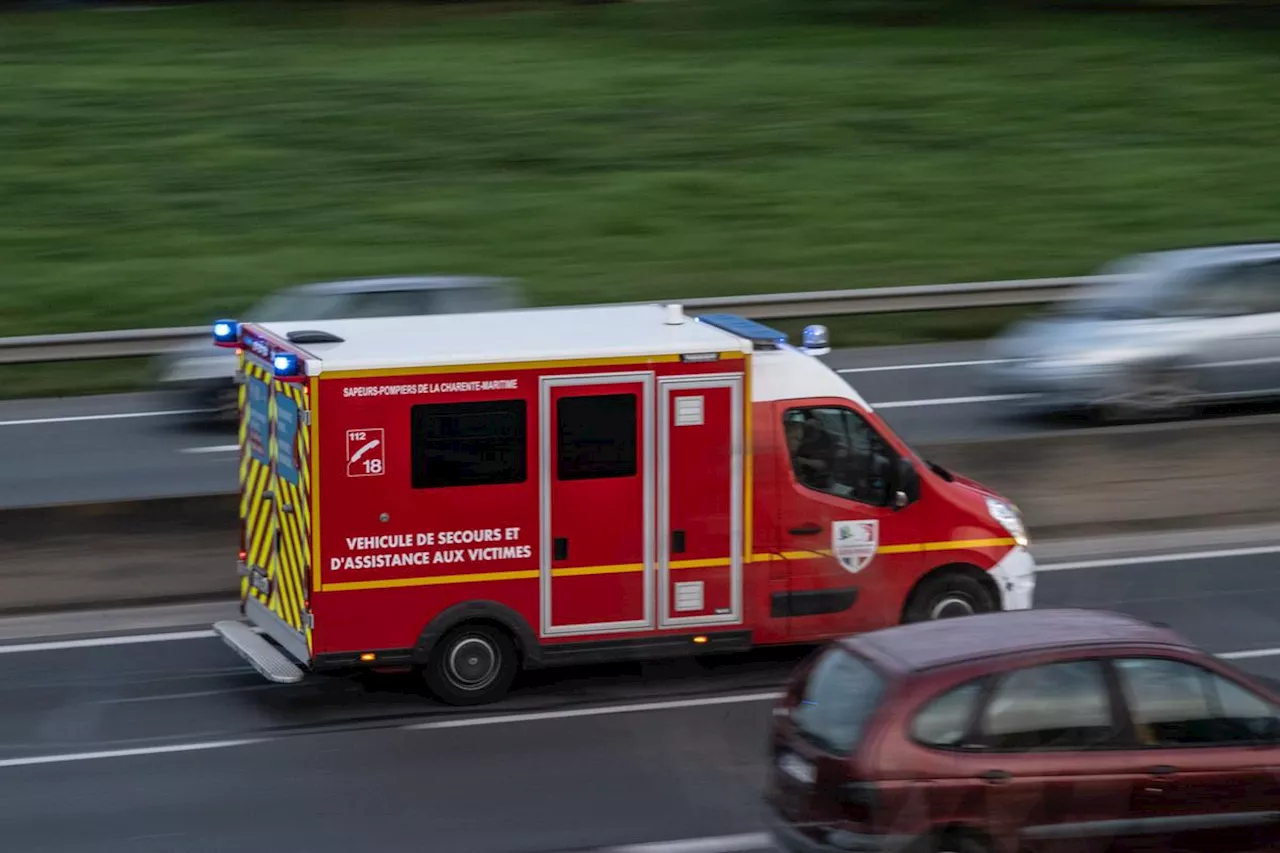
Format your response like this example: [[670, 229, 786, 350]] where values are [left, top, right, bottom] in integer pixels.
[[1050, 257, 1168, 320], [250, 290, 356, 322], [791, 648, 886, 755]]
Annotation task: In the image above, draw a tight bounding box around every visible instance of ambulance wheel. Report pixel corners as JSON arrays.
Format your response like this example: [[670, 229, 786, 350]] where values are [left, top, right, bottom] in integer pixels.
[[423, 624, 518, 706], [903, 570, 996, 624]]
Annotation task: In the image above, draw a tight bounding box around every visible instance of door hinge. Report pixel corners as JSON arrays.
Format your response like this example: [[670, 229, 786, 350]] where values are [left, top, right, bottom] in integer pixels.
[[300, 409, 312, 426], [302, 611, 314, 630]]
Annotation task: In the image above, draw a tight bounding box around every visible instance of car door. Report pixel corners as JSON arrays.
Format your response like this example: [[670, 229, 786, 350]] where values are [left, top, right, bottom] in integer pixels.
[[772, 402, 922, 639], [1160, 262, 1280, 399], [955, 658, 1145, 853], [1111, 656, 1280, 853]]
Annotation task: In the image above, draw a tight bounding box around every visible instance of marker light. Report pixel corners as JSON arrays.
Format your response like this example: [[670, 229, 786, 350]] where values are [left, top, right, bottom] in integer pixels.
[[212, 319, 241, 348], [272, 352, 300, 378]]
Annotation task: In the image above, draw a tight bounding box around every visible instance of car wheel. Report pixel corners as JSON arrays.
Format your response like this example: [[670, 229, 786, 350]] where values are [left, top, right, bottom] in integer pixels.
[[1099, 363, 1197, 424], [904, 571, 997, 624], [422, 623, 518, 706]]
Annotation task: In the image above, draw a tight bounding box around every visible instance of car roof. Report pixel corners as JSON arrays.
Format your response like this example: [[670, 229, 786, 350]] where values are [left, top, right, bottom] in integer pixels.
[[1118, 242, 1280, 275], [282, 275, 517, 296], [841, 608, 1192, 674]]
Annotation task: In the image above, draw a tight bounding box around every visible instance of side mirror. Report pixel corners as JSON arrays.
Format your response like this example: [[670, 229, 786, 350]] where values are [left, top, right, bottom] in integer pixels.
[[892, 457, 920, 509]]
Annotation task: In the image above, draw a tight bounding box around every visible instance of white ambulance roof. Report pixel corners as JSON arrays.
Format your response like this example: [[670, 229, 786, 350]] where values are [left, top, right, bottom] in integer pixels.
[[258, 304, 750, 372], [257, 304, 871, 410]]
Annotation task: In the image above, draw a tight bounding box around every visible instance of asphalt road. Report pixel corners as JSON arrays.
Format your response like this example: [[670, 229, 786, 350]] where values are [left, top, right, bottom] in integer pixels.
[[0, 342, 1049, 510], [0, 548, 1277, 853]]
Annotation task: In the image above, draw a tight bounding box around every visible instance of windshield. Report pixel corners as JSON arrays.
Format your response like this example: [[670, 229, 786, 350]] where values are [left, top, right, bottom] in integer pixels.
[[791, 647, 886, 755], [250, 291, 355, 322]]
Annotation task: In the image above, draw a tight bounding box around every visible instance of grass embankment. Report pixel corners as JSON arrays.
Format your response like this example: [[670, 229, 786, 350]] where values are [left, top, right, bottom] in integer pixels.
[[1, 0, 1278, 396]]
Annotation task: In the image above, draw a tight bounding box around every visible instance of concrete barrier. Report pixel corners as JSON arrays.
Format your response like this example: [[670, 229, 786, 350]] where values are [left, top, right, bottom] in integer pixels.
[[923, 414, 1280, 540], [1, 415, 1276, 615]]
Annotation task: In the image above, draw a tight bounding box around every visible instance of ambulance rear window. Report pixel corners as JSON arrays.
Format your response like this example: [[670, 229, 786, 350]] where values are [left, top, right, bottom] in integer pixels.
[[411, 400, 527, 489]]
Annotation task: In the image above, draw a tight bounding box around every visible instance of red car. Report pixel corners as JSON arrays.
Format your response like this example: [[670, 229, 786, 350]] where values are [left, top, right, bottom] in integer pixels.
[[765, 608, 1280, 853]]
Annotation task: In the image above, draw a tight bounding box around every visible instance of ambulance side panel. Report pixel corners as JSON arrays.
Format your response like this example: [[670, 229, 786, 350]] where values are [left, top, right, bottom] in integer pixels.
[[307, 354, 749, 660], [309, 367, 541, 657]]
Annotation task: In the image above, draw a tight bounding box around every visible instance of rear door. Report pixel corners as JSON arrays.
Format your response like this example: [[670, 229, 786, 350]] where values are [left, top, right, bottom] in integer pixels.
[[268, 377, 314, 660], [1111, 656, 1280, 853], [540, 372, 654, 636], [239, 354, 277, 616]]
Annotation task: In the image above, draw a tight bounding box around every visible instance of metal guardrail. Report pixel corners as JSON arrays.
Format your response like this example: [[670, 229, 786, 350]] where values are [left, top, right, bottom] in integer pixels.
[[0, 275, 1111, 365]]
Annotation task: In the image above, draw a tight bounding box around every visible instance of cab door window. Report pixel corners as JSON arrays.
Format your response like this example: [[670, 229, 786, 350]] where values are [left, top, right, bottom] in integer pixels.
[[782, 407, 894, 506]]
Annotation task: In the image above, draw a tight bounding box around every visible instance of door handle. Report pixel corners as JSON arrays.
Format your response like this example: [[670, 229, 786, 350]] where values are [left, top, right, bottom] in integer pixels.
[[1147, 765, 1177, 777], [790, 524, 822, 536], [978, 769, 1011, 783], [553, 537, 568, 561]]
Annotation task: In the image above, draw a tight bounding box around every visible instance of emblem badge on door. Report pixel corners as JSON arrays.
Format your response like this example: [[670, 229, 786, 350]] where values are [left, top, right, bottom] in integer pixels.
[[833, 520, 878, 574]]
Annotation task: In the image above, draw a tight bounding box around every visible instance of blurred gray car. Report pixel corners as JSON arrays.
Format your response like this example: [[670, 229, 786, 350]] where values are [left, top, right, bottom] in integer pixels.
[[984, 244, 1280, 421], [157, 275, 523, 421]]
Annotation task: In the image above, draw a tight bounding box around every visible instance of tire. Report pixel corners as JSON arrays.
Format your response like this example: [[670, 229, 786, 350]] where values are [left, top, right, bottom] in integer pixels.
[[422, 623, 518, 706], [903, 571, 997, 624], [1098, 362, 1197, 424], [932, 833, 991, 853]]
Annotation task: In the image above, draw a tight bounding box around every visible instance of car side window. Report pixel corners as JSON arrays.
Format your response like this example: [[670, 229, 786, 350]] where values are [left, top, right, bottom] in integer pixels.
[[344, 290, 439, 318], [1162, 263, 1278, 318], [979, 660, 1118, 751], [910, 679, 986, 748], [1114, 657, 1280, 746], [781, 407, 894, 507]]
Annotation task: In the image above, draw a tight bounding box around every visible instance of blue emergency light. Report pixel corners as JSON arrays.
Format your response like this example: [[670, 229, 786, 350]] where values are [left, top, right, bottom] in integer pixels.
[[694, 314, 788, 350], [272, 352, 301, 378], [212, 319, 241, 348], [801, 324, 831, 356]]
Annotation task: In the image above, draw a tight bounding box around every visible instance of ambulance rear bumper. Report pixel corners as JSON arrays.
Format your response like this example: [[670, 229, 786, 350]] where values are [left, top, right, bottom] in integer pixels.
[[214, 597, 309, 684], [214, 620, 305, 684]]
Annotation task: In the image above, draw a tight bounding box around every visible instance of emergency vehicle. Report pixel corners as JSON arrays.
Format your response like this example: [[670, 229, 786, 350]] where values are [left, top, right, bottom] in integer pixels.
[[211, 303, 1036, 705]]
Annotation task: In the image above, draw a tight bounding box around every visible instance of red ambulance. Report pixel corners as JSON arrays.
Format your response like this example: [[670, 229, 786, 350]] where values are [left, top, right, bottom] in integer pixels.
[[211, 304, 1035, 705]]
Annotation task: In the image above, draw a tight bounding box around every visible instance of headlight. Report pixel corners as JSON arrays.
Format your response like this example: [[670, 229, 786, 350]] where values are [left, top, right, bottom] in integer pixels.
[[986, 497, 1029, 547]]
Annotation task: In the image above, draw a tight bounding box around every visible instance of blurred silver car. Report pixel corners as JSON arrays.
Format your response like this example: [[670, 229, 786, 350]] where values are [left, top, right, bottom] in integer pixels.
[[984, 244, 1280, 422], [157, 275, 523, 422]]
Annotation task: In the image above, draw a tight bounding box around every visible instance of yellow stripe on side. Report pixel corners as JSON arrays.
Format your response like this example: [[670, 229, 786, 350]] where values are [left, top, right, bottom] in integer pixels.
[[315, 538, 1017, 593]]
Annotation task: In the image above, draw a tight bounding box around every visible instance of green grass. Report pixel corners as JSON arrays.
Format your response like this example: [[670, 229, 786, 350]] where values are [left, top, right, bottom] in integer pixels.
[[2, 0, 1279, 353]]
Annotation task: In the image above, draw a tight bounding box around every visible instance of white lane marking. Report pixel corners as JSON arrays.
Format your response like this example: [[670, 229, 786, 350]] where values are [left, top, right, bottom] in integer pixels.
[[837, 358, 1010, 374], [0, 629, 217, 654], [96, 683, 281, 705], [181, 444, 238, 454], [0, 409, 210, 428], [0, 739, 262, 770], [1037, 544, 1280, 572], [596, 833, 773, 853], [873, 394, 1026, 409], [403, 692, 784, 731]]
